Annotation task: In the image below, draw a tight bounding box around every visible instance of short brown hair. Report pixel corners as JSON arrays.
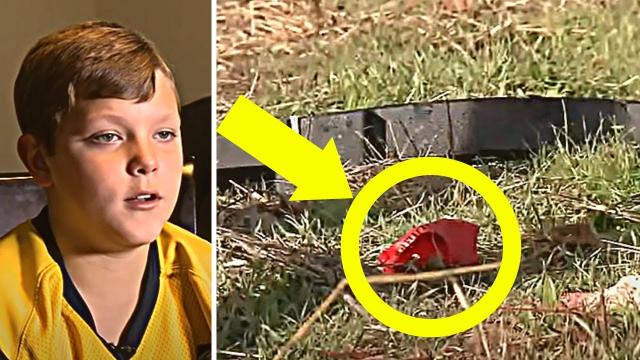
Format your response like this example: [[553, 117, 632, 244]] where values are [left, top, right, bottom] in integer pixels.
[[14, 20, 179, 154]]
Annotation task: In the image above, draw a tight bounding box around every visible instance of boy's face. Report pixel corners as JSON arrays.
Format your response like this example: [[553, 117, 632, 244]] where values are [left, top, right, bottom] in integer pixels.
[[34, 71, 183, 250]]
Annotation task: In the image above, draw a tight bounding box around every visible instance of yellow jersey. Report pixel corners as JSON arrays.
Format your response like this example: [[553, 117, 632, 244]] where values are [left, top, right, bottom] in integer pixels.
[[0, 207, 211, 360]]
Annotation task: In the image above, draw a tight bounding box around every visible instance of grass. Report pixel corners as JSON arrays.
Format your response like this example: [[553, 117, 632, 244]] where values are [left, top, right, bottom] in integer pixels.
[[218, 125, 640, 359], [218, 0, 640, 119], [216, 0, 640, 358]]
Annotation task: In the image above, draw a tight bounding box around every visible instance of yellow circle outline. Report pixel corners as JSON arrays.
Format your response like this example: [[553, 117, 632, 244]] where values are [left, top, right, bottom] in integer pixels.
[[340, 157, 521, 337]]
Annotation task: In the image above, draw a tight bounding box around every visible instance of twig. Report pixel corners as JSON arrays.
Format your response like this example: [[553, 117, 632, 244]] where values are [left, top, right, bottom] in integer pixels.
[[386, 116, 403, 159], [246, 69, 260, 97], [218, 349, 260, 358], [601, 289, 609, 351], [450, 276, 492, 359], [499, 304, 589, 316], [273, 279, 349, 360], [600, 238, 640, 254], [365, 262, 502, 285], [228, 179, 251, 194], [273, 262, 502, 360], [499, 315, 508, 360], [249, 0, 255, 35], [354, 130, 385, 161], [342, 293, 372, 320], [552, 193, 640, 223], [396, 115, 420, 156]]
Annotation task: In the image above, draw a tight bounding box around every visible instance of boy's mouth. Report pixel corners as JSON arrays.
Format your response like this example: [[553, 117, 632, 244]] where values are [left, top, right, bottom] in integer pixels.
[[125, 192, 162, 203]]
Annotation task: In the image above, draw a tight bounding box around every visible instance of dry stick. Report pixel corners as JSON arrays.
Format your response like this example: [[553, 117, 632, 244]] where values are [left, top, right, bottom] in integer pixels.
[[353, 130, 385, 161], [553, 193, 640, 223], [362, 262, 501, 285], [600, 289, 609, 351], [386, 119, 402, 159], [272, 278, 349, 360], [449, 277, 492, 360], [342, 293, 371, 320], [500, 305, 588, 316], [499, 314, 508, 360], [246, 69, 260, 97], [272, 262, 502, 360]]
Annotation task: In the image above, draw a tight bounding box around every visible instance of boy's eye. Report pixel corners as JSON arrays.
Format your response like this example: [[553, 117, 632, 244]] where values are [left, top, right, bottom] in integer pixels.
[[92, 133, 121, 143], [155, 130, 177, 141]]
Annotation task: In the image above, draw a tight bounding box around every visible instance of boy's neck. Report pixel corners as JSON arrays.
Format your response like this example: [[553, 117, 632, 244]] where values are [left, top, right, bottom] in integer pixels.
[[42, 206, 152, 344], [61, 244, 149, 344], [58, 242, 149, 285], [45, 203, 151, 288]]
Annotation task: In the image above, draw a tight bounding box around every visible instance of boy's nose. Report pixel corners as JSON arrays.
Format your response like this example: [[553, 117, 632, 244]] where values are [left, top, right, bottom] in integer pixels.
[[127, 142, 158, 176]]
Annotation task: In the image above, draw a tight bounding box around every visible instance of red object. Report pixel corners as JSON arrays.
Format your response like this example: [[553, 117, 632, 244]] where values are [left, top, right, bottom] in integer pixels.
[[377, 218, 480, 274]]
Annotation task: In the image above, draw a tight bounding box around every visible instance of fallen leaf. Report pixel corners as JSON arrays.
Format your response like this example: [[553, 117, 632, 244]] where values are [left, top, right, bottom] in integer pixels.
[[560, 275, 640, 311], [560, 292, 593, 310]]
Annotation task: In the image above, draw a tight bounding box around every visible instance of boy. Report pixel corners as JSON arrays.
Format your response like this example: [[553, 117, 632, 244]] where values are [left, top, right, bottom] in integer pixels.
[[0, 21, 211, 359]]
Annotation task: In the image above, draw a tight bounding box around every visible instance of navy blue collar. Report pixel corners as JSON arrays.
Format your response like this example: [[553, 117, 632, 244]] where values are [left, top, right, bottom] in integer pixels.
[[32, 207, 159, 360]]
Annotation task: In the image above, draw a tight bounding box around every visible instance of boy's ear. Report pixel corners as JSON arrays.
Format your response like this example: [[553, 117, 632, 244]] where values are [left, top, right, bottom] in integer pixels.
[[17, 134, 53, 187]]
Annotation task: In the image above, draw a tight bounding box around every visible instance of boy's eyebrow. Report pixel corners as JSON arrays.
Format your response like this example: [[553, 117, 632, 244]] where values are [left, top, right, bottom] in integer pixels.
[[87, 113, 179, 126]]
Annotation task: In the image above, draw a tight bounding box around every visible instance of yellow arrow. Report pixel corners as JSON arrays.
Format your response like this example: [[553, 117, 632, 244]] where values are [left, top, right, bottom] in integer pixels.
[[217, 96, 353, 201]]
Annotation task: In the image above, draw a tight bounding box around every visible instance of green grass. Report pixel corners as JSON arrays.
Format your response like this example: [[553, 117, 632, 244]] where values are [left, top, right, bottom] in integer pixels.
[[217, 126, 640, 359], [216, 0, 640, 358], [235, 0, 640, 118]]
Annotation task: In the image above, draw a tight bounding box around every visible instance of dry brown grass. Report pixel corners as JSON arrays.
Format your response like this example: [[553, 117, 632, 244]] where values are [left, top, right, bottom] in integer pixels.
[[215, 1, 640, 358], [216, 0, 353, 119], [216, 0, 622, 127]]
